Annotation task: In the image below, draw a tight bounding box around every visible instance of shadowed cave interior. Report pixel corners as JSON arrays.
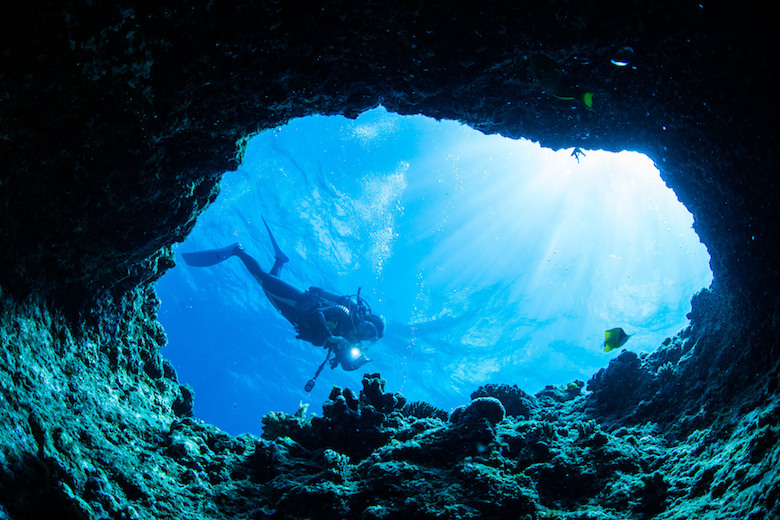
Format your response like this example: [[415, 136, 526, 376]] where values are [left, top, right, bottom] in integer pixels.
[[1, 2, 778, 519]]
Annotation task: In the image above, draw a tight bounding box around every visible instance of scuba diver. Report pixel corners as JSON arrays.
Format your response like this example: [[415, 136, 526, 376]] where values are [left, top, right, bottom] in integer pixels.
[[181, 218, 384, 391]]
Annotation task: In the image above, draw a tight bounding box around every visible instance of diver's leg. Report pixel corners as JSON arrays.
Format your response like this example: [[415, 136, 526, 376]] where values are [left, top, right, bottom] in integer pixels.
[[270, 257, 287, 277], [232, 247, 268, 282], [263, 217, 289, 276], [233, 246, 305, 304]]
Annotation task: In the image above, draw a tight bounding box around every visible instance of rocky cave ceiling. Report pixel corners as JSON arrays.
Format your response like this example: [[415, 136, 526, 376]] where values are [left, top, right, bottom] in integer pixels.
[[0, 1, 776, 326], [1, 1, 777, 317]]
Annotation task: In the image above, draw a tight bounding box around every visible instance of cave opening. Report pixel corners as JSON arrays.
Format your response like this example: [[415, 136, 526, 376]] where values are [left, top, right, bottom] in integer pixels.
[[156, 107, 712, 436]]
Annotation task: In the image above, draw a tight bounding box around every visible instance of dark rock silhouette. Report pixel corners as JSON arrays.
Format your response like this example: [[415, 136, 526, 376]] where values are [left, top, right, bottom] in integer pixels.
[[1, 1, 778, 519]]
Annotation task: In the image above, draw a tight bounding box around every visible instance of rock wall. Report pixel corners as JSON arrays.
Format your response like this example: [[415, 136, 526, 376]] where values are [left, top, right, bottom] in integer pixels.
[[1, 1, 778, 519]]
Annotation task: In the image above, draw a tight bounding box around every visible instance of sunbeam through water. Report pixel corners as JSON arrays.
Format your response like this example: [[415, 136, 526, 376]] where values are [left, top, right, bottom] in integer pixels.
[[156, 106, 712, 435]]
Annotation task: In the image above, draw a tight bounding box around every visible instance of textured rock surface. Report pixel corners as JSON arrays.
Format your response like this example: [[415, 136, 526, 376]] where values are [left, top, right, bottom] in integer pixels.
[[1, 1, 779, 519]]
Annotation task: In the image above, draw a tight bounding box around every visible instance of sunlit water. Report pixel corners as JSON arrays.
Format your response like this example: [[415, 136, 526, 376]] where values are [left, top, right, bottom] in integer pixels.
[[156, 107, 712, 435]]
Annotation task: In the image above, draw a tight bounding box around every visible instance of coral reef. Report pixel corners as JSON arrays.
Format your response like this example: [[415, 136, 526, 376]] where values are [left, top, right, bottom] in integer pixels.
[[260, 374, 407, 461], [241, 373, 674, 518], [1, 1, 779, 519], [471, 383, 539, 418], [401, 401, 450, 421], [2, 290, 779, 519]]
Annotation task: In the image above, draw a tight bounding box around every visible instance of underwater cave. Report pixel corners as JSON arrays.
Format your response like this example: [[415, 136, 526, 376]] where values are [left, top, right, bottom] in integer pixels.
[[157, 108, 712, 436], [1, 2, 778, 519]]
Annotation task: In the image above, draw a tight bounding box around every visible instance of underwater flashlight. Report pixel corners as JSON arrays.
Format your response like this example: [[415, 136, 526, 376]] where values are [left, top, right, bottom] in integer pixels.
[[304, 379, 316, 392], [350, 347, 362, 359]]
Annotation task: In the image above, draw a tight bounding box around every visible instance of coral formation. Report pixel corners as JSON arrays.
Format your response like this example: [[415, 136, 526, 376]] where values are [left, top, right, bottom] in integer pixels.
[[401, 401, 449, 421], [260, 373, 407, 461], [1, 1, 779, 519], [249, 373, 676, 518], [471, 383, 539, 418]]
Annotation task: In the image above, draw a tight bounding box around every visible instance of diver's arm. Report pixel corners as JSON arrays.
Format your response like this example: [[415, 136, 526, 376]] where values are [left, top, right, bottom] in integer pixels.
[[313, 306, 354, 349], [310, 309, 333, 339], [312, 308, 347, 341]]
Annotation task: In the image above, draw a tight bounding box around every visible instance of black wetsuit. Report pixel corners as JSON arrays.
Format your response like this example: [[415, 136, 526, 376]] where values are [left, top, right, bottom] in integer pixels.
[[234, 248, 356, 346], [292, 289, 355, 346]]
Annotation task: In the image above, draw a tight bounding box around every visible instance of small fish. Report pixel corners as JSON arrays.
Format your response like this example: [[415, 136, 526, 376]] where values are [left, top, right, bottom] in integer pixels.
[[571, 147, 586, 162], [604, 327, 631, 352], [529, 54, 594, 110]]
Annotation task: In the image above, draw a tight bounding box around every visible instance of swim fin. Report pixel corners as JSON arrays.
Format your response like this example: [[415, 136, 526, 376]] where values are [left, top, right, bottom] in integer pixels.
[[181, 243, 239, 267], [262, 216, 289, 264]]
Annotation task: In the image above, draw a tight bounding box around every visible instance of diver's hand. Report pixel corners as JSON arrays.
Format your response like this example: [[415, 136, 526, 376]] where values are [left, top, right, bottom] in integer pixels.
[[324, 336, 349, 351], [325, 336, 349, 370]]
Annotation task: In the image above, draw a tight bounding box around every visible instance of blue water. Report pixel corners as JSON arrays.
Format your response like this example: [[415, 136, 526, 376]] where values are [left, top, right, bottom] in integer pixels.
[[156, 107, 712, 435]]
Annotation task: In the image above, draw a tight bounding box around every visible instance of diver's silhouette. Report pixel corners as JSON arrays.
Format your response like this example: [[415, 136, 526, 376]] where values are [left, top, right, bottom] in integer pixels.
[[182, 218, 384, 391]]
